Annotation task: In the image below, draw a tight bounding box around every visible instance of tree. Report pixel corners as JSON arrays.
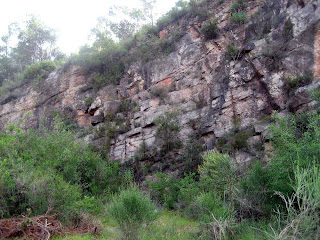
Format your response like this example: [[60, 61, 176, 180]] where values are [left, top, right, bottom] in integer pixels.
[[0, 23, 19, 84], [91, 6, 145, 43], [140, 0, 157, 26], [0, 23, 19, 58], [13, 15, 59, 68], [0, 16, 63, 86]]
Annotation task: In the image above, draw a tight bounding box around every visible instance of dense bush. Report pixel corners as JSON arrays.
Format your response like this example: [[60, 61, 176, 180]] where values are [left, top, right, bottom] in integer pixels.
[[277, 166, 320, 239], [240, 161, 275, 215], [240, 110, 320, 218], [230, 0, 247, 24], [148, 173, 181, 209], [186, 191, 231, 223], [148, 172, 201, 210], [199, 151, 238, 199], [22, 60, 56, 81], [0, 162, 81, 220], [0, 120, 124, 222], [180, 134, 205, 174], [268, 112, 320, 194], [108, 186, 158, 240], [155, 112, 181, 155], [68, 40, 127, 90], [150, 87, 168, 101]]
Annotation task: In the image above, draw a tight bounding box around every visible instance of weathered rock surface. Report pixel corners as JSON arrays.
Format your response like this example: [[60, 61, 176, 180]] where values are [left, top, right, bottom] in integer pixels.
[[0, 0, 319, 171]]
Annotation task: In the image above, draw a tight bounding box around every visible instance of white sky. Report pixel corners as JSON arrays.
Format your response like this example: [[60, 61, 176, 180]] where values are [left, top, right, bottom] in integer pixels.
[[0, 0, 179, 54]]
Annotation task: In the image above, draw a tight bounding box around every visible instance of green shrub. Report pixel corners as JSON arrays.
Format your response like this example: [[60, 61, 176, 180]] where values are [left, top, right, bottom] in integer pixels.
[[231, 0, 247, 12], [176, 173, 202, 208], [116, 99, 137, 114], [150, 87, 168, 101], [199, 151, 238, 199], [200, 20, 219, 40], [268, 112, 320, 196], [262, 48, 284, 69], [225, 43, 240, 61], [186, 191, 231, 223], [284, 74, 313, 96], [231, 11, 247, 24], [0, 119, 125, 221], [240, 161, 275, 215], [231, 129, 252, 150], [92, 72, 117, 90], [180, 135, 205, 173], [22, 60, 56, 81], [283, 19, 294, 42], [148, 172, 202, 211], [215, 128, 252, 154], [108, 186, 159, 240], [0, 159, 82, 220], [148, 173, 181, 209], [189, 0, 210, 21], [269, 166, 320, 239], [155, 112, 181, 155], [70, 40, 127, 90], [84, 96, 94, 109], [156, 0, 189, 30]]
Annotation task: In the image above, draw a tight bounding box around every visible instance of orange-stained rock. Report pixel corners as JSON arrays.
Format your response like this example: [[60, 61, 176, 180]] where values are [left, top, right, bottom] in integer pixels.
[[75, 110, 91, 128], [189, 27, 200, 39], [154, 77, 173, 88], [159, 29, 168, 40]]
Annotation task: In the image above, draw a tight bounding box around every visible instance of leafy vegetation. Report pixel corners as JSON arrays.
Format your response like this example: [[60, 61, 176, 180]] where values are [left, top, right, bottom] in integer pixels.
[[0, 15, 63, 87], [225, 43, 241, 61], [1, 90, 319, 240], [0, 1, 319, 239], [231, 11, 247, 24], [230, 0, 247, 24], [284, 74, 313, 96], [108, 186, 159, 239], [200, 20, 219, 40], [22, 60, 57, 81], [150, 87, 168, 101], [155, 112, 181, 155], [0, 119, 124, 222]]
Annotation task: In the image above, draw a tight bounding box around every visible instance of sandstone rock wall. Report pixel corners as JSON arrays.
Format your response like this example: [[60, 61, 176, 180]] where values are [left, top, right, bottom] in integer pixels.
[[0, 0, 319, 170]]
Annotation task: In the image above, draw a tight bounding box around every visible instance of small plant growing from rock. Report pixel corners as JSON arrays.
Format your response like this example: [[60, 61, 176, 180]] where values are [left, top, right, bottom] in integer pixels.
[[231, 11, 247, 24], [225, 43, 240, 61], [231, 0, 247, 12], [262, 47, 284, 69], [283, 19, 294, 42], [230, 0, 247, 24], [150, 87, 168, 101], [200, 20, 219, 40], [84, 97, 94, 109], [284, 74, 313, 96]]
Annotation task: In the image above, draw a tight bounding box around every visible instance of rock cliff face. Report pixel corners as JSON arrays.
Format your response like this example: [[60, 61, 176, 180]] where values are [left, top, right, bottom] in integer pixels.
[[0, 0, 319, 173]]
